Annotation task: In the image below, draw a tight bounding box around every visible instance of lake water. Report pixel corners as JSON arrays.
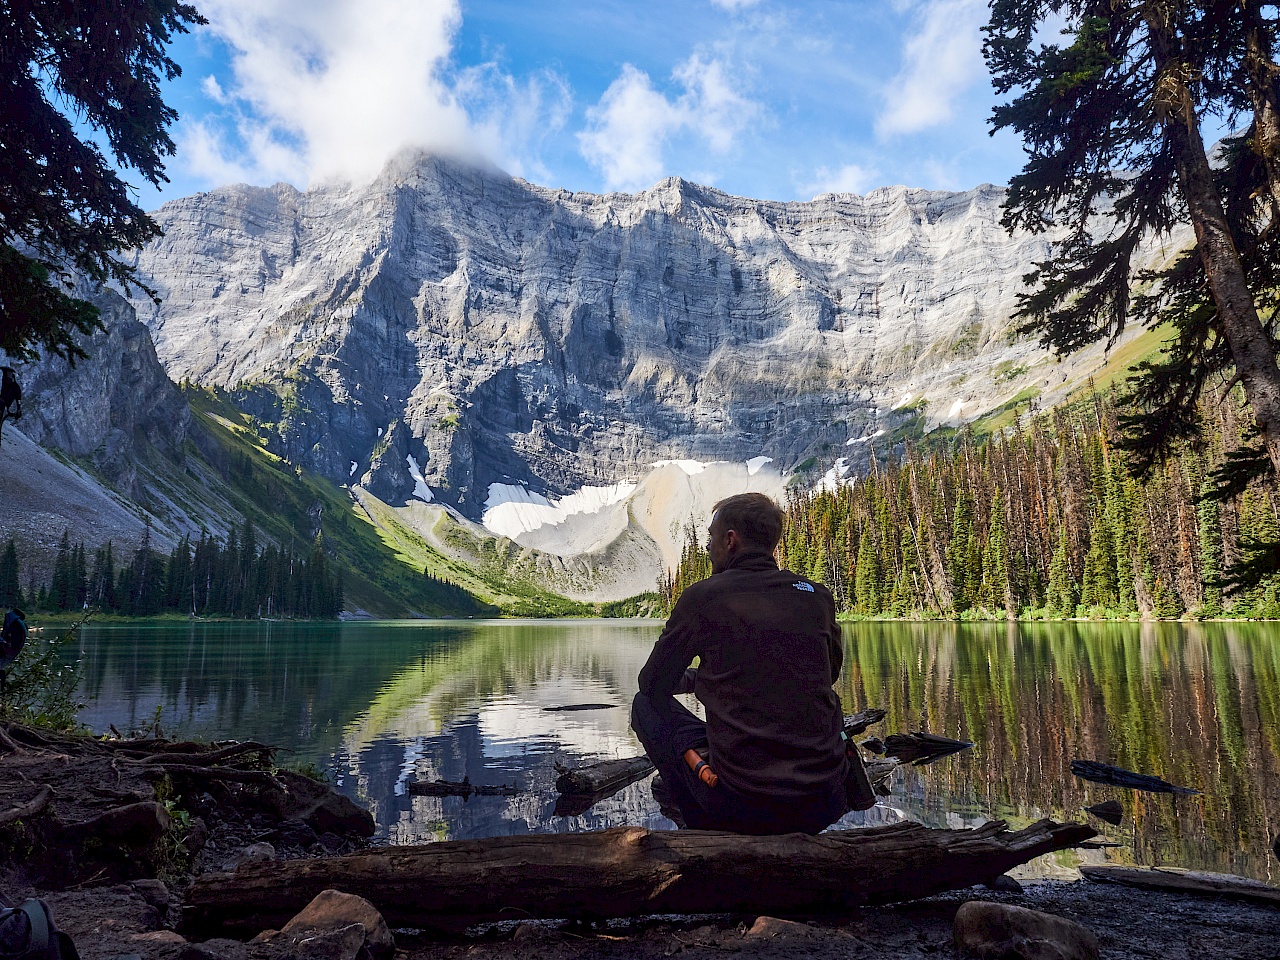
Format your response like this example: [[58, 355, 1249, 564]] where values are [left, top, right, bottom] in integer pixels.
[[70, 619, 1280, 883]]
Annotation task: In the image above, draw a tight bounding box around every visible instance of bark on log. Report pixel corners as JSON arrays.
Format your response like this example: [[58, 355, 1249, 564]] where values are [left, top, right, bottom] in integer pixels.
[[183, 818, 1094, 937], [554, 756, 654, 796], [553, 757, 656, 817]]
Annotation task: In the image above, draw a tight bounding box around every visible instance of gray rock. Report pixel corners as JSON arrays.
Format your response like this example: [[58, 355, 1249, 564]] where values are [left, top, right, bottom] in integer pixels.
[[230, 842, 276, 871], [129, 878, 170, 916], [262, 889, 394, 960], [954, 901, 1099, 960], [131, 154, 1062, 516]]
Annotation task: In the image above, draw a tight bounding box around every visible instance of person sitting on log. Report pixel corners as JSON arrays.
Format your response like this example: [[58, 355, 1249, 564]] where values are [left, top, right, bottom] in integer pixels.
[[631, 492, 849, 834]]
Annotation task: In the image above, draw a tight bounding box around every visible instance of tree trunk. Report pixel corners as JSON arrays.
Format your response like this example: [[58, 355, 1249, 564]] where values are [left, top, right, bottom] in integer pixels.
[[1145, 12, 1280, 479], [183, 819, 1094, 937], [1240, 0, 1280, 218]]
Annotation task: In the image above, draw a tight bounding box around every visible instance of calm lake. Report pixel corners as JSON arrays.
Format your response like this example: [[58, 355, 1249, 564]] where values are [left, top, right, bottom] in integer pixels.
[[70, 619, 1279, 883]]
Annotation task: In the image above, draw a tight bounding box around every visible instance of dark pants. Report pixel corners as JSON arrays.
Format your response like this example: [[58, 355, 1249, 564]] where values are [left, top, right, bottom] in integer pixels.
[[630, 691, 846, 835]]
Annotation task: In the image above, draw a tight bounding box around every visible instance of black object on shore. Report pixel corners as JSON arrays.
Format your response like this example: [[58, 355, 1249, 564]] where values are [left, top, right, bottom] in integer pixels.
[[1071, 760, 1199, 795], [542, 703, 617, 712], [1086, 799, 1124, 825], [408, 777, 519, 798], [882, 732, 975, 765]]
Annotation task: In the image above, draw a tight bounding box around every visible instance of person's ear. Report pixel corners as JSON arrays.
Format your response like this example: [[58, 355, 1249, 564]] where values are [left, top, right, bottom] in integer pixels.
[[724, 529, 742, 553]]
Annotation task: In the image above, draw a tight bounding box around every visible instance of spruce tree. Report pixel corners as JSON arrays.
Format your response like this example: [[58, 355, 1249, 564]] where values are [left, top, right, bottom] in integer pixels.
[[1197, 477, 1225, 617], [1046, 529, 1079, 618], [854, 527, 882, 615], [0, 539, 21, 608]]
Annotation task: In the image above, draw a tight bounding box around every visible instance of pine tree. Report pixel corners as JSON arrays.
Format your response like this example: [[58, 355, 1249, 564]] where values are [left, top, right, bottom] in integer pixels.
[[1046, 529, 1078, 618], [854, 526, 881, 615], [50, 530, 71, 610], [1197, 477, 1225, 617], [0, 539, 21, 608]]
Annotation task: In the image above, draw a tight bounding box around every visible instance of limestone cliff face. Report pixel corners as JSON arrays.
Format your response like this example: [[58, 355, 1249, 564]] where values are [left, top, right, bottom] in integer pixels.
[[20, 284, 189, 498], [131, 153, 1052, 518]]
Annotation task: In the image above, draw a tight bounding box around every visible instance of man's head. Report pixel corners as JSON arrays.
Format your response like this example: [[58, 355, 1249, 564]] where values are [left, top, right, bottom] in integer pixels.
[[707, 493, 784, 573]]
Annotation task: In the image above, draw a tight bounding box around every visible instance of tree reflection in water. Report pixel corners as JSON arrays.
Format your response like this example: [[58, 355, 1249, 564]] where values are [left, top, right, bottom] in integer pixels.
[[74, 619, 1278, 881]]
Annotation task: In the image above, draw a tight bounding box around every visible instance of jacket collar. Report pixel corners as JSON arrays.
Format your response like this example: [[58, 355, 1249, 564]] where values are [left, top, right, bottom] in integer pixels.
[[722, 549, 779, 573]]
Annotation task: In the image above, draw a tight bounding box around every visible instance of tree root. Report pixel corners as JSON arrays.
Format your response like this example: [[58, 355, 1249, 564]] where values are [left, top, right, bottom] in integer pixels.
[[0, 784, 53, 827]]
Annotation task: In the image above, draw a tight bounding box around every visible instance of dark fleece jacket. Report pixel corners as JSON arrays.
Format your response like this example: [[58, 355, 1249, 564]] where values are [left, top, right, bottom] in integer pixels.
[[637, 549, 847, 801]]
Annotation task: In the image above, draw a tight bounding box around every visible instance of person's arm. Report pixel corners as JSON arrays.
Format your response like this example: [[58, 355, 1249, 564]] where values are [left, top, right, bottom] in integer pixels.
[[825, 589, 843, 685], [638, 590, 703, 709]]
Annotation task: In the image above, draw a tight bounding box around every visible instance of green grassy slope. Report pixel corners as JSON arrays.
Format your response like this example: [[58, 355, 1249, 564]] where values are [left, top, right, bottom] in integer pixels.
[[184, 387, 494, 618]]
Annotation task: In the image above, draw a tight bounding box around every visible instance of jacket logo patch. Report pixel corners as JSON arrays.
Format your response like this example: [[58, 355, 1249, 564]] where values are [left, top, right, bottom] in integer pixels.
[[792, 581, 815, 593]]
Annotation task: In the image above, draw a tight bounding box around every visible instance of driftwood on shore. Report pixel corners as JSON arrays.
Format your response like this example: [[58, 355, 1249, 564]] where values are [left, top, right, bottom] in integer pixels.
[[1081, 865, 1280, 907], [1070, 760, 1199, 795], [553, 756, 655, 817], [183, 818, 1095, 936]]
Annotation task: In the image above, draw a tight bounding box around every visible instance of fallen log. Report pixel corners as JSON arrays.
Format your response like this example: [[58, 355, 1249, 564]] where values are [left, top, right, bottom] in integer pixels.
[[842, 709, 887, 737], [554, 756, 654, 797], [553, 756, 656, 817], [1081, 865, 1280, 907], [1085, 800, 1124, 826], [1070, 760, 1198, 795], [882, 732, 974, 765], [543, 704, 617, 712], [407, 779, 519, 798], [183, 818, 1094, 937]]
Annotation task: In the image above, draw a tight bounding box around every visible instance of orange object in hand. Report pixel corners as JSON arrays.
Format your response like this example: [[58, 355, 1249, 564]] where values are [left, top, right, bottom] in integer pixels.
[[684, 748, 718, 787]]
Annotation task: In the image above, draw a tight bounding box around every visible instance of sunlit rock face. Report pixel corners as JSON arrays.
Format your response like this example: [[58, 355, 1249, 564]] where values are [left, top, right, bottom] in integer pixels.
[[19, 284, 189, 499], [132, 153, 1050, 519]]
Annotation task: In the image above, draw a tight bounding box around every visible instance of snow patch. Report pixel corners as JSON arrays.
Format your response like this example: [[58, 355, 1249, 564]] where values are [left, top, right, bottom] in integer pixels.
[[483, 481, 636, 540], [819, 457, 851, 492], [349, 461, 358, 477], [895, 392, 914, 409], [405, 455, 434, 502], [376, 427, 383, 438], [652, 459, 707, 475], [948, 400, 966, 419], [746, 456, 773, 476], [846, 429, 886, 446]]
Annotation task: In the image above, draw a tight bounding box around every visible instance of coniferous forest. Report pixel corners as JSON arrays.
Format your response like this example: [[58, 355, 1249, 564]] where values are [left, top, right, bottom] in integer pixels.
[[662, 392, 1280, 620], [0, 522, 344, 619]]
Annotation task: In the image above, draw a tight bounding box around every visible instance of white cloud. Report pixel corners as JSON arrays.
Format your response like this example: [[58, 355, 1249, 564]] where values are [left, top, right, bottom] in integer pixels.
[[875, 0, 988, 138], [800, 162, 877, 198], [178, 0, 565, 191], [579, 54, 760, 192], [709, 0, 762, 10]]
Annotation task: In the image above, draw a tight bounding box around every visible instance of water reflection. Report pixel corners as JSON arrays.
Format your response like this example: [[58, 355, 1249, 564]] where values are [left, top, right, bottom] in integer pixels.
[[74, 619, 1279, 882]]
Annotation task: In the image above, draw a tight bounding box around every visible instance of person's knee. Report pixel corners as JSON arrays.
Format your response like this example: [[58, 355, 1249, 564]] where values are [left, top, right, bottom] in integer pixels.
[[630, 691, 659, 743]]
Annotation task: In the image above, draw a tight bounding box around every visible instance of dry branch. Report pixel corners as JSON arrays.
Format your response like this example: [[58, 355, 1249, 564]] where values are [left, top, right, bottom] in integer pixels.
[[184, 818, 1094, 937]]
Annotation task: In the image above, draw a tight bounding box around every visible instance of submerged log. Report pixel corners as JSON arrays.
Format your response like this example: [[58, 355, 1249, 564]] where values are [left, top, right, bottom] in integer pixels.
[[183, 818, 1094, 936], [407, 779, 519, 798], [842, 709, 887, 737], [1070, 760, 1199, 795], [553, 756, 656, 817], [882, 732, 974, 765], [543, 704, 618, 712]]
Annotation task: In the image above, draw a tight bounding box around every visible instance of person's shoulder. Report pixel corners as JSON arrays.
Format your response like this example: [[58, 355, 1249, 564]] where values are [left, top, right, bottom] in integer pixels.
[[777, 569, 835, 602]]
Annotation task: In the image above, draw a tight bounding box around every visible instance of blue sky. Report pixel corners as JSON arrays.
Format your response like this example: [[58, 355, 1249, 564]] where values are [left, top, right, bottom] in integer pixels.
[[141, 0, 1029, 209]]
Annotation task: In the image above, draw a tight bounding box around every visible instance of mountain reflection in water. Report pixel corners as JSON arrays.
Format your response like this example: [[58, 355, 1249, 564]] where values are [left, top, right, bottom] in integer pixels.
[[74, 619, 1279, 882]]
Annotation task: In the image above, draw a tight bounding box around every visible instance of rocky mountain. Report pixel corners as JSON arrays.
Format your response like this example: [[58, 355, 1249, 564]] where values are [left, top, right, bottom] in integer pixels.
[[130, 152, 1082, 529]]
